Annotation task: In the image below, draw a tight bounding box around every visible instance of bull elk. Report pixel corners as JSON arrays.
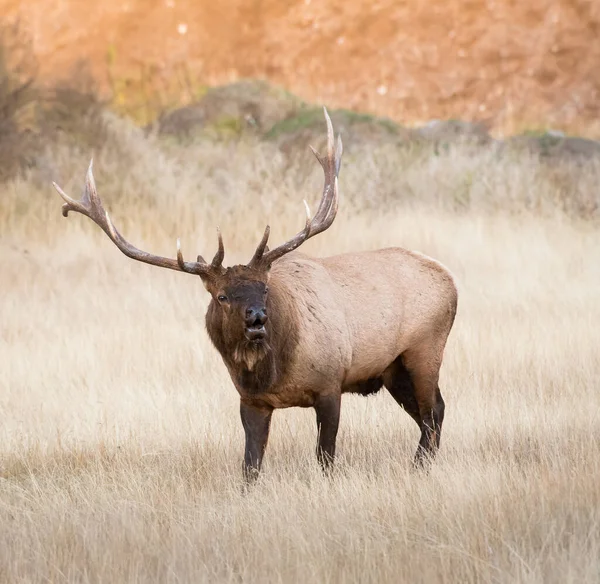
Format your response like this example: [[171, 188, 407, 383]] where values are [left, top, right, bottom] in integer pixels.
[[53, 108, 458, 482]]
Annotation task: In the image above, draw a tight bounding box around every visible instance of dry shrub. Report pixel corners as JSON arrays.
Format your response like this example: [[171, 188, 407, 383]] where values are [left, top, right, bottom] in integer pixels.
[[0, 21, 37, 181], [37, 62, 109, 152], [0, 22, 108, 184], [3, 110, 600, 249]]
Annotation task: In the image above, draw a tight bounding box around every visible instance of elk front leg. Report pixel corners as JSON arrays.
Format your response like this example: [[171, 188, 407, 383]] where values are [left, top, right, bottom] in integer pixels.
[[314, 393, 341, 471], [240, 401, 273, 483]]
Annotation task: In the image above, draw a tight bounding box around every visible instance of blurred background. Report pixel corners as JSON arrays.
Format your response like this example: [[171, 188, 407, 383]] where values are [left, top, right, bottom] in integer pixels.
[[3, 0, 600, 130], [1, 0, 599, 221], [2, 0, 600, 182]]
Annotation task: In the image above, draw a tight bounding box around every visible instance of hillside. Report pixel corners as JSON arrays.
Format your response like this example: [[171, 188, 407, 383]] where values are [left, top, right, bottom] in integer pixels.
[[2, 0, 600, 134]]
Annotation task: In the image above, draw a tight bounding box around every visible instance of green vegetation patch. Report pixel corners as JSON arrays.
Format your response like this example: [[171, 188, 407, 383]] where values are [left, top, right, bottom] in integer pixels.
[[265, 107, 400, 140]]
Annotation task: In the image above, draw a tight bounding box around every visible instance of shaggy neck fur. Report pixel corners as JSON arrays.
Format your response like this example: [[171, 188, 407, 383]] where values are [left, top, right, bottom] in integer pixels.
[[205, 290, 298, 395], [232, 340, 271, 372]]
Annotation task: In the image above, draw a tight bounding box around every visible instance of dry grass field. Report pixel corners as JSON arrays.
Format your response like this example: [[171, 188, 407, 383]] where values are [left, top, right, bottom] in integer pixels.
[[1, 113, 600, 583]]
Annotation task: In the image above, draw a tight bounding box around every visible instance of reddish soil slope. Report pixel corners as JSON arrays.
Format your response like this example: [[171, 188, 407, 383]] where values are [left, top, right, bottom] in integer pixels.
[[3, 0, 600, 135]]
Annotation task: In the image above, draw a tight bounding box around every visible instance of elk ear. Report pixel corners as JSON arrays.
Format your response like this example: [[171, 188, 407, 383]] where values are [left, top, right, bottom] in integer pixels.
[[197, 271, 218, 293], [196, 249, 226, 292], [199, 274, 211, 291]]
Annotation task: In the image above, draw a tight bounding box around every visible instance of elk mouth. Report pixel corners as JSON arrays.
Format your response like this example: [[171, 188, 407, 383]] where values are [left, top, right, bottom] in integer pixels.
[[244, 325, 267, 342]]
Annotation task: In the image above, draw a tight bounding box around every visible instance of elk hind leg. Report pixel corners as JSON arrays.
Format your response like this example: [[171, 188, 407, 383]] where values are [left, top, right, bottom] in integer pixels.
[[395, 348, 446, 466], [383, 355, 422, 428]]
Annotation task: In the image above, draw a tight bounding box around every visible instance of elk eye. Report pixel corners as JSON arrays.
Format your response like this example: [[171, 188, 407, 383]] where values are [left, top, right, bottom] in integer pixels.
[[264, 286, 269, 295], [217, 295, 228, 303]]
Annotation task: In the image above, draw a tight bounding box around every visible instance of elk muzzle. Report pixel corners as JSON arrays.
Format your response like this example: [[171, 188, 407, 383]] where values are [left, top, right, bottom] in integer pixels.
[[244, 306, 268, 341]]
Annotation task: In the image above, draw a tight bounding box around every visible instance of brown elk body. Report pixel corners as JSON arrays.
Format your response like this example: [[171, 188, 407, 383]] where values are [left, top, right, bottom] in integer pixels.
[[53, 109, 458, 481]]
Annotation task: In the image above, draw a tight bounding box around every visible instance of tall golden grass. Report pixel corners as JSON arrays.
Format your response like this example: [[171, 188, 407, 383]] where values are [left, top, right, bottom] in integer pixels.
[[1, 113, 599, 582]]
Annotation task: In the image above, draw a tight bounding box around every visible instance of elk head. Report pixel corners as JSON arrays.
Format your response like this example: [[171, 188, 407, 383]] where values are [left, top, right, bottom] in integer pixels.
[[53, 108, 343, 357]]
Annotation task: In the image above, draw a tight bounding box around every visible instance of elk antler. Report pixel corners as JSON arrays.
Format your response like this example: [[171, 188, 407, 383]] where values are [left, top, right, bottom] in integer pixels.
[[248, 107, 343, 268], [53, 160, 223, 278]]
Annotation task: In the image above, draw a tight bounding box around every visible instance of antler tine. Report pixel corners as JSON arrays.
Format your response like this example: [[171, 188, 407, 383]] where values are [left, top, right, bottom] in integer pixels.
[[176, 238, 185, 268], [310, 110, 343, 228], [303, 200, 312, 226], [248, 225, 271, 268], [335, 133, 343, 175], [251, 107, 342, 267], [53, 160, 220, 278], [53, 160, 91, 218], [85, 158, 100, 207], [308, 108, 339, 224], [211, 228, 225, 268]]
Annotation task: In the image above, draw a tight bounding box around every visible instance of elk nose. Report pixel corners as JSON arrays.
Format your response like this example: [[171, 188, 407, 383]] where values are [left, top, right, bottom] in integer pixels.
[[245, 307, 268, 327]]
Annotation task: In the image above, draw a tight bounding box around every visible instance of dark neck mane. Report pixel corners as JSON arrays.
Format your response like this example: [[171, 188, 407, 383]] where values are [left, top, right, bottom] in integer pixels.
[[205, 288, 298, 395]]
